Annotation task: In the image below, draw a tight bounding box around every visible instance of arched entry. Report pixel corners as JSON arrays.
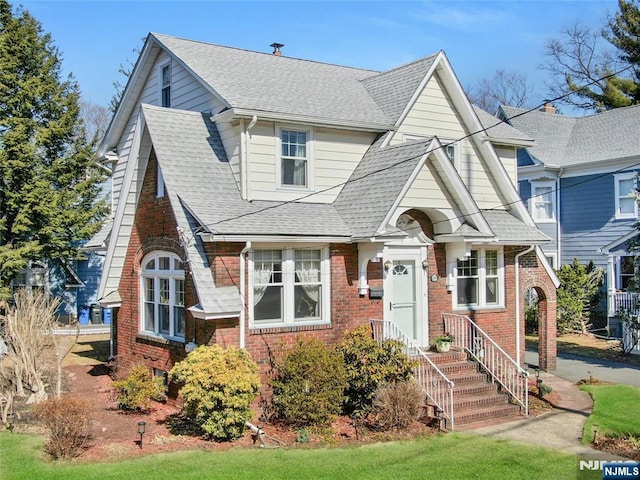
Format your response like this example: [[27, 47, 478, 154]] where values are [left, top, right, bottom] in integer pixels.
[[523, 285, 556, 371]]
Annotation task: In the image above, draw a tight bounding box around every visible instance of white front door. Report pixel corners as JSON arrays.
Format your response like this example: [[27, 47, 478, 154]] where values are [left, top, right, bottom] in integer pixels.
[[384, 248, 427, 346]]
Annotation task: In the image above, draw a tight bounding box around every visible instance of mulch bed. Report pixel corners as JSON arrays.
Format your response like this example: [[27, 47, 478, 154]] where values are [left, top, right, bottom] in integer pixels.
[[52, 364, 436, 462]]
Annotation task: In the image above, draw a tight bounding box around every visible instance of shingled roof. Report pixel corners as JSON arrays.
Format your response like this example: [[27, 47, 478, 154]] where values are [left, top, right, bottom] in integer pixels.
[[152, 33, 393, 128], [502, 104, 640, 167]]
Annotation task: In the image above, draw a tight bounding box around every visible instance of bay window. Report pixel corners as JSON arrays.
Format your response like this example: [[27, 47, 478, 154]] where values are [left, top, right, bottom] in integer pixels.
[[141, 252, 185, 339], [251, 247, 329, 327], [455, 248, 503, 308]]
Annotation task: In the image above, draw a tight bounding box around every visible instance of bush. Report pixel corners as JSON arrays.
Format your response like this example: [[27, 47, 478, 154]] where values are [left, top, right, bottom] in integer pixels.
[[111, 364, 165, 412], [33, 395, 94, 459], [169, 345, 259, 441], [372, 380, 424, 430], [338, 325, 416, 418], [271, 337, 347, 428]]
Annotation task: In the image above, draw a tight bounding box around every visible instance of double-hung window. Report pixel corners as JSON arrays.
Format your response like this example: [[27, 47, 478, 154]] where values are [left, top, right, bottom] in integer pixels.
[[279, 128, 310, 188], [160, 63, 171, 108], [455, 248, 503, 308], [251, 247, 329, 327], [615, 172, 637, 219], [619, 256, 635, 291], [531, 181, 555, 222], [141, 252, 185, 339]]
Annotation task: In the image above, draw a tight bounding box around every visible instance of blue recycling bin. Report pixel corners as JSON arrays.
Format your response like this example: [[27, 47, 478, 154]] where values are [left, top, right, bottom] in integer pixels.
[[78, 306, 90, 325], [102, 308, 111, 325]]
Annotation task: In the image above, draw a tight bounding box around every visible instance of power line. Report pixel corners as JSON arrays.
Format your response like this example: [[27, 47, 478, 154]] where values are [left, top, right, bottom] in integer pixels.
[[185, 64, 636, 240]]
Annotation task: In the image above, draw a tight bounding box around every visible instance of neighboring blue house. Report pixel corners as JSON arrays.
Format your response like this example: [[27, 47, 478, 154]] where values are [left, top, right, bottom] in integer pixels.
[[9, 189, 112, 330], [500, 103, 640, 338]]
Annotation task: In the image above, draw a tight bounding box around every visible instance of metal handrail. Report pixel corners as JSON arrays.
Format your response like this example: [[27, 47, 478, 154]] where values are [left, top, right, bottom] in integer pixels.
[[443, 313, 528, 414], [370, 319, 455, 430]]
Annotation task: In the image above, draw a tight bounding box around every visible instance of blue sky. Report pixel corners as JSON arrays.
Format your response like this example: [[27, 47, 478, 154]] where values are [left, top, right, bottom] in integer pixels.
[[17, 0, 618, 110]]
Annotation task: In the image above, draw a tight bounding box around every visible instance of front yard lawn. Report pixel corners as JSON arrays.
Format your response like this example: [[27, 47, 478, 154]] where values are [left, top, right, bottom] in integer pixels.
[[580, 384, 640, 443], [1, 431, 576, 480]]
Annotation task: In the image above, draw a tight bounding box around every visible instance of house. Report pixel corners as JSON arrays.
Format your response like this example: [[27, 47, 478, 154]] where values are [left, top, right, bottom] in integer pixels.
[[96, 33, 559, 426], [503, 104, 640, 342]]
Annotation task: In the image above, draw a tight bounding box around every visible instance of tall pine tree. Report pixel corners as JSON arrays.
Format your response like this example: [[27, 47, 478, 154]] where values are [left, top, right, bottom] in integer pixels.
[[0, 0, 108, 299]]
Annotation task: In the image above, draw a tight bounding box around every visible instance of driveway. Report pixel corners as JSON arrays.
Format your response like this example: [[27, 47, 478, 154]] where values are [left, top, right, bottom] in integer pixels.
[[526, 349, 640, 387]]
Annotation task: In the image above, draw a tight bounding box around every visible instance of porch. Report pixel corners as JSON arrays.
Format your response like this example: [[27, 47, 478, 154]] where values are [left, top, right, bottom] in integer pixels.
[[609, 291, 640, 354]]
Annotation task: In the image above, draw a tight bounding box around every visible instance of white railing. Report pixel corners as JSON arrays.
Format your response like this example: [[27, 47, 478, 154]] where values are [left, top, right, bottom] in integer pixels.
[[370, 319, 455, 430], [613, 292, 640, 316], [443, 313, 528, 414]]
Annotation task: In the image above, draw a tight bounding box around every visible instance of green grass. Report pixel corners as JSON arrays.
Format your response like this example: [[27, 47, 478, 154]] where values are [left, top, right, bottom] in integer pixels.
[[580, 384, 640, 443], [1, 431, 577, 480]]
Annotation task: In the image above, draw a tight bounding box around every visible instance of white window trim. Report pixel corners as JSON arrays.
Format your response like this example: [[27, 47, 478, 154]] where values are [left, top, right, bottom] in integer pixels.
[[614, 172, 637, 220], [530, 180, 556, 223], [139, 251, 185, 341], [403, 134, 458, 169], [617, 255, 635, 291], [450, 247, 504, 310], [276, 125, 315, 191], [248, 245, 330, 328], [158, 60, 171, 108], [11, 262, 48, 294], [544, 252, 558, 270]]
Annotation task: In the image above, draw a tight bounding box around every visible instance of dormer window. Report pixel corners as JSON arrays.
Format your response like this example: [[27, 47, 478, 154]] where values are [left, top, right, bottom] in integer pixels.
[[279, 128, 313, 188], [161, 63, 171, 108]]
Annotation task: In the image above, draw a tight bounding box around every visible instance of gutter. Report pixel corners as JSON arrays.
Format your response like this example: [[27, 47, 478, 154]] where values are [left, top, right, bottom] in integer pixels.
[[514, 245, 535, 367], [239, 241, 252, 349]]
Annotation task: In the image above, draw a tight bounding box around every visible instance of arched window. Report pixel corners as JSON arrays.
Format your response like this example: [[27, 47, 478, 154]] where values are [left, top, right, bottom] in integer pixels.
[[140, 252, 185, 339]]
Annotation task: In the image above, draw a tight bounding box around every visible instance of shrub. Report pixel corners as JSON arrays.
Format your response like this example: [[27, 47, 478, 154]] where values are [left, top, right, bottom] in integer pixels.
[[33, 395, 94, 459], [372, 380, 424, 430], [338, 325, 416, 418], [111, 364, 165, 412], [271, 337, 347, 428], [169, 345, 260, 441]]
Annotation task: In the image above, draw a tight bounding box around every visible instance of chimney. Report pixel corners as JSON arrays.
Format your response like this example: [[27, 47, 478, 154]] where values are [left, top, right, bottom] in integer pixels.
[[270, 42, 284, 56], [540, 103, 557, 114]]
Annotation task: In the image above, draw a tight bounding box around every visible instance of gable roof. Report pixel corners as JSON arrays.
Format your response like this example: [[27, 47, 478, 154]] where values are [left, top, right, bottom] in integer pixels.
[[502, 104, 640, 168], [361, 54, 439, 124], [142, 104, 351, 240], [472, 105, 534, 146]]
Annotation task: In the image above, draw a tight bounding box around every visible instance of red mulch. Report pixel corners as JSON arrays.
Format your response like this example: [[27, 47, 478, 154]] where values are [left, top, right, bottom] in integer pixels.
[[62, 365, 435, 462]]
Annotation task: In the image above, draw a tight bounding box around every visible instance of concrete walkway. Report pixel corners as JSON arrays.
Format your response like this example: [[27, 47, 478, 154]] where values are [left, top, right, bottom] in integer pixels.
[[473, 371, 600, 456], [473, 353, 637, 460]]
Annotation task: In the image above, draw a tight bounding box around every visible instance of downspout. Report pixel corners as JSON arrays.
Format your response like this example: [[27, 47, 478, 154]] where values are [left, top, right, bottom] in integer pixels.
[[556, 169, 563, 266], [515, 245, 535, 367], [239, 241, 252, 349], [244, 115, 258, 201]]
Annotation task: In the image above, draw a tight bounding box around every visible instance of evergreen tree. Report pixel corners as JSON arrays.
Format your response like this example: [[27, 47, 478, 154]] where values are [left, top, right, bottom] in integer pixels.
[[0, 0, 108, 299]]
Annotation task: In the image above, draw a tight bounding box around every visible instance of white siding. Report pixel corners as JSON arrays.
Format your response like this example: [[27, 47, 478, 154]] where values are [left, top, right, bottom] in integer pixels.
[[246, 121, 375, 203], [393, 74, 504, 209], [217, 120, 242, 192], [144, 51, 223, 112], [400, 161, 450, 210], [494, 146, 518, 187]]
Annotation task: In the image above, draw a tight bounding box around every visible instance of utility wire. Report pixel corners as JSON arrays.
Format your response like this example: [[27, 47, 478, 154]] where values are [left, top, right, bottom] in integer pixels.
[[186, 64, 636, 238]]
